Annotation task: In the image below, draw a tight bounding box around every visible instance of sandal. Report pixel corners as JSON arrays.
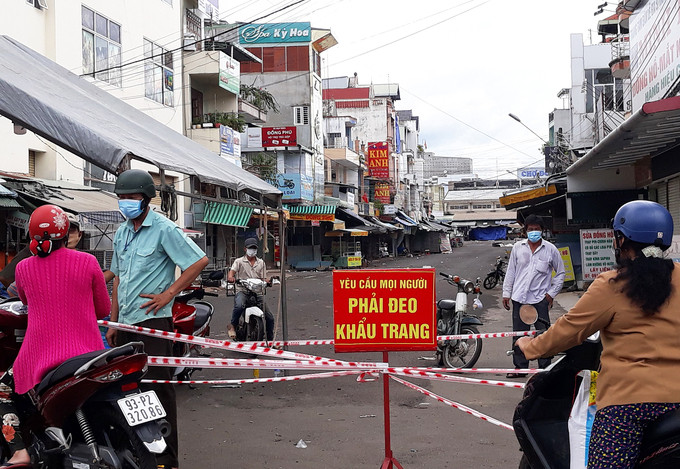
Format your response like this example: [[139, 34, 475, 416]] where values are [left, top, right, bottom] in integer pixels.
[[227, 325, 236, 340]]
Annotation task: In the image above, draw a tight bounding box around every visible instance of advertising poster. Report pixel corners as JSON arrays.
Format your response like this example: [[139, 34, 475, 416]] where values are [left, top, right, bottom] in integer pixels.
[[276, 173, 314, 202], [580, 229, 616, 281], [218, 52, 240, 94], [367, 141, 389, 179], [246, 127, 262, 147], [374, 183, 391, 204], [558, 246, 575, 282], [333, 269, 436, 352], [219, 125, 242, 167]]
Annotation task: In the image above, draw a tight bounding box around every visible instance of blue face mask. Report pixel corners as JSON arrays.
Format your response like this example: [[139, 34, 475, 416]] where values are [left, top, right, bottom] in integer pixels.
[[527, 230, 542, 242], [118, 199, 144, 219]]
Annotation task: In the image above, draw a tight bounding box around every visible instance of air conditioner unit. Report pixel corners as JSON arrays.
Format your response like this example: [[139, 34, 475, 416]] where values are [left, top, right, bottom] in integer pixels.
[[183, 34, 197, 52]]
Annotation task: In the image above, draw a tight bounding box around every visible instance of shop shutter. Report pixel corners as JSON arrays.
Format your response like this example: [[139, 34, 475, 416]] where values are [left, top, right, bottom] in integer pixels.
[[667, 177, 680, 233], [658, 183, 668, 208]]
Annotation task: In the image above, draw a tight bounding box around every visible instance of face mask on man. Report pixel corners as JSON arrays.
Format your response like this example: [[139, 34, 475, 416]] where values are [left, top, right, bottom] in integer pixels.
[[246, 248, 258, 258], [118, 199, 144, 219], [527, 230, 542, 243]]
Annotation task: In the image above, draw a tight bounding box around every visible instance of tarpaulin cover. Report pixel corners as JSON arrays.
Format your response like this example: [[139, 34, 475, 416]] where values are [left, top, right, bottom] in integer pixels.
[[469, 226, 507, 241], [0, 36, 280, 203]]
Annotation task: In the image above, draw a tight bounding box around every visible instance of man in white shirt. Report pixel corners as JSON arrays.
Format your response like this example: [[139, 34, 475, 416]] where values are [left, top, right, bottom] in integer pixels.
[[227, 237, 274, 340], [502, 215, 565, 377]]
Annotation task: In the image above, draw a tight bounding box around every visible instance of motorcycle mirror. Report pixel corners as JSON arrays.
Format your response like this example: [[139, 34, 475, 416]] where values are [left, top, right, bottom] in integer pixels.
[[519, 304, 538, 325]]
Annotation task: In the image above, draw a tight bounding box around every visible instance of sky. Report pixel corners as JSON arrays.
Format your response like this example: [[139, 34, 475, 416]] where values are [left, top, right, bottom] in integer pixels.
[[221, 0, 611, 179]]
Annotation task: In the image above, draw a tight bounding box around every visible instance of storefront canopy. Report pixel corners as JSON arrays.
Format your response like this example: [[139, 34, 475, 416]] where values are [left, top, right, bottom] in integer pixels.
[[567, 96, 680, 176], [0, 36, 280, 205], [202, 201, 254, 228]]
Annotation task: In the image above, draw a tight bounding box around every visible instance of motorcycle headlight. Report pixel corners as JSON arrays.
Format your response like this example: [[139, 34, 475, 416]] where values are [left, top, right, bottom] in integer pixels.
[[463, 281, 474, 294]]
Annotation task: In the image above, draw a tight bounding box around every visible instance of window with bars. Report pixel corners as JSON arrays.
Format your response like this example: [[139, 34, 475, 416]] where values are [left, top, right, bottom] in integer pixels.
[[294, 106, 310, 125], [81, 6, 121, 86], [144, 38, 174, 106]]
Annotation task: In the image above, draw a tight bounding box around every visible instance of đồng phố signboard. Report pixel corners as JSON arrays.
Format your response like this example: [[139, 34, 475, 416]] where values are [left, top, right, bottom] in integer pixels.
[[333, 269, 436, 353]]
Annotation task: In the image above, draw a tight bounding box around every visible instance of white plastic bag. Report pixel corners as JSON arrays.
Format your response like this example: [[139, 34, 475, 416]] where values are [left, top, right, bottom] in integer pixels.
[[568, 370, 598, 469]]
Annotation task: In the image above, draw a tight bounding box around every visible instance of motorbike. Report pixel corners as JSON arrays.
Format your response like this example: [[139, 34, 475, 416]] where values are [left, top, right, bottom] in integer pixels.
[[436, 273, 484, 368], [232, 277, 280, 342], [0, 298, 168, 468], [171, 271, 223, 381], [483, 255, 506, 290], [513, 308, 680, 468]]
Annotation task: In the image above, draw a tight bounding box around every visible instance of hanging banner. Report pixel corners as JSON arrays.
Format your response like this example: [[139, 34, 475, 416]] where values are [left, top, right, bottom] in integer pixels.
[[333, 269, 436, 352], [367, 141, 389, 179], [374, 183, 391, 204], [580, 229, 616, 281]]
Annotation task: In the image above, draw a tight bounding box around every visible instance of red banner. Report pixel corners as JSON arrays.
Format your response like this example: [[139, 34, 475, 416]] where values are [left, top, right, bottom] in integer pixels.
[[367, 141, 389, 179], [262, 126, 297, 147], [333, 269, 436, 352], [374, 183, 391, 204]]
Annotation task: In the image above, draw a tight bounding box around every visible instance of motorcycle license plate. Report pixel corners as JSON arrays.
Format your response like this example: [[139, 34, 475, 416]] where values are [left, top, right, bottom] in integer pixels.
[[117, 390, 166, 427]]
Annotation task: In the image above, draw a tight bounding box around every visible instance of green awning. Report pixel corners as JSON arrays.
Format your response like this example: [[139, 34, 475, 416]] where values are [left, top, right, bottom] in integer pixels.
[[203, 201, 254, 227], [0, 197, 21, 209], [284, 204, 336, 215]]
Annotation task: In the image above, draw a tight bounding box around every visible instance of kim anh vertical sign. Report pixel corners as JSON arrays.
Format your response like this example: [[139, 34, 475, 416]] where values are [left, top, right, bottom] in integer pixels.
[[367, 142, 389, 179]]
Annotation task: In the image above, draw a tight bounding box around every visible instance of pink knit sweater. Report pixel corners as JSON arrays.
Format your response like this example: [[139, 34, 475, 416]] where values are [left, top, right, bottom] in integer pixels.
[[14, 247, 110, 394]]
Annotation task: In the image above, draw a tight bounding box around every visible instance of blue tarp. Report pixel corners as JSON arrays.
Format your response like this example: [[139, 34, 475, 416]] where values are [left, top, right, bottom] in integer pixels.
[[469, 226, 507, 241]]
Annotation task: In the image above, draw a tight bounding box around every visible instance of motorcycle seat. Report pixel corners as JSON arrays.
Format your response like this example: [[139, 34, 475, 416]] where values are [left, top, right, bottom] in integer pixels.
[[193, 302, 213, 330], [437, 299, 456, 310], [35, 343, 139, 395], [642, 408, 680, 446]]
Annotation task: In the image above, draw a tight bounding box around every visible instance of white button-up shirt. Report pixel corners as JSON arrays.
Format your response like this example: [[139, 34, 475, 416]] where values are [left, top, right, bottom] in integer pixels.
[[502, 238, 566, 304]]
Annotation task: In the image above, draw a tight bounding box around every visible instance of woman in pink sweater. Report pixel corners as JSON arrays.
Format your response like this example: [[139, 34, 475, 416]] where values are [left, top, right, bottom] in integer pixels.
[[0, 205, 110, 467]]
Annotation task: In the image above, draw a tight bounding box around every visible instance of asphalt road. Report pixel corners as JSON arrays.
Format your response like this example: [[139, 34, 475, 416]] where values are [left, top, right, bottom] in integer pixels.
[[175, 240, 568, 468]]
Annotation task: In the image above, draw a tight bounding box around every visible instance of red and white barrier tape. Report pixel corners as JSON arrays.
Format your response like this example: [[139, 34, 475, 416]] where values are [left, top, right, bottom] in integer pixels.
[[148, 356, 384, 371], [387, 368, 525, 389], [437, 330, 538, 340], [100, 320, 385, 369], [142, 370, 363, 385], [390, 375, 514, 431], [235, 330, 538, 348], [148, 357, 532, 389], [393, 366, 539, 374]]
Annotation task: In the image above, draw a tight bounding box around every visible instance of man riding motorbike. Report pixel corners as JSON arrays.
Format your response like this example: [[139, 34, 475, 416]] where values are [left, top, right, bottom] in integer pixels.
[[227, 237, 275, 341]]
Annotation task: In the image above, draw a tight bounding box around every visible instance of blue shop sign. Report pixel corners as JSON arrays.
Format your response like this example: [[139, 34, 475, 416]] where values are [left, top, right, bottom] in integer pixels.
[[239, 22, 311, 44], [276, 173, 314, 201]]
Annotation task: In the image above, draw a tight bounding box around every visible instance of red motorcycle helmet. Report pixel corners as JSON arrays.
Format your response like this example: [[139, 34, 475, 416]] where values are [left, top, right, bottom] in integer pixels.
[[28, 204, 70, 256]]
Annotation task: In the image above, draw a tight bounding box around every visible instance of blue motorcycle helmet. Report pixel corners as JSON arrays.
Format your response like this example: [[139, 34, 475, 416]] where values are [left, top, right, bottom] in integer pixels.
[[612, 200, 673, 250]]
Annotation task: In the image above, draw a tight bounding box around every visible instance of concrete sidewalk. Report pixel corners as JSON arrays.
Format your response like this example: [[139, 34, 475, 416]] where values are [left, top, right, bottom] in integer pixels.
[[554, 289, 585, 312]]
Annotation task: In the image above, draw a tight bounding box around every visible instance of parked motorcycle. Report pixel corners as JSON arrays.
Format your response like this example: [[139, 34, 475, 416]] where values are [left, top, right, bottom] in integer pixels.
[[171, 271, 223, 381], [233, 276, 280, 342], [513, 310, 680, 468], [483, 255, 507, 290], [436, 273, 484, 368], [0, 298, 168, 468]]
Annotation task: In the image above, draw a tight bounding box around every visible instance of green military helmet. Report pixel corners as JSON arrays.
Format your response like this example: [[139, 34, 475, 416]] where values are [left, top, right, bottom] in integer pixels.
[[114, 169, 156, 198]]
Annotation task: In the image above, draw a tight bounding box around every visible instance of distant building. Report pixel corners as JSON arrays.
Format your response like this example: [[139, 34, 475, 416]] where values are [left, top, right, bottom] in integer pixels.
[[422, 153, 473, 179]]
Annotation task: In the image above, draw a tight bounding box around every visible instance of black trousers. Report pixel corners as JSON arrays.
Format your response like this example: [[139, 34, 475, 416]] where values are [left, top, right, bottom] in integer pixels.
[[511, 298, 552, 369], [118, 317, 178, 467]]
